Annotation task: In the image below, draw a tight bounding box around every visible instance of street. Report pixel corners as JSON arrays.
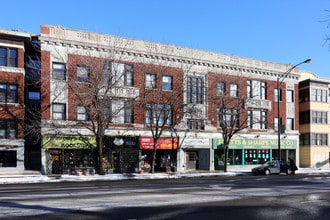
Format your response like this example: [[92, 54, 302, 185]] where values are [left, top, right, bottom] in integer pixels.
[[1, 173, 330, 219]]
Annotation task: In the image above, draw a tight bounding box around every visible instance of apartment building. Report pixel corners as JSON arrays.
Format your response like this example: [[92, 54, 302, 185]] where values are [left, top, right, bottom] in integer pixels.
[[38, 25, 301, 175], [299, 71, 330, 168], [0, 29, 29, 173]]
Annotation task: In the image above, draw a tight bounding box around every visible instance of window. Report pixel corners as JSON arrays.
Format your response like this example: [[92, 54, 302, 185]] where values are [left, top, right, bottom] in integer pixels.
[[0, 47, 17, 67], [77, 106, 89, 121], [187, 119, 205, 130], [162, 75, 173, 91], [0, 83, 17, 103], [28, 92, 40, 101], [248, 110, 267, 129], [311, 89, 327, 102], [0, 151, 17, 167], [230, 84, 238, 97], [247, 80, 266, 99], [146, 73, 157, 89], [187, 77, 204, 104], [311, 133, 328, 146], [299, 111, 310, 124], [145, 103, 172, 125], [274, 88, 281, 102], [0, 120, 17, 139], [52, 62, 66, 80], [52, 103, 66, 120], [286, 90, 294, 102], [218, 108, 239, 128], [77, 65, 89, 82], [111, 63, 134, 86], [111, 101, 134, 124], [286, 118, 294, 130], [311, 111, 327, 124], [299, 133, 310, 145], [216, 81, 226, 96]]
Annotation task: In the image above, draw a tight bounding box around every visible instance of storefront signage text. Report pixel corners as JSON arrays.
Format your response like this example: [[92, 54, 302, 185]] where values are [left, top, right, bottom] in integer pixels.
[[213, 138, 297, 149], [140, 137, 178, 150]]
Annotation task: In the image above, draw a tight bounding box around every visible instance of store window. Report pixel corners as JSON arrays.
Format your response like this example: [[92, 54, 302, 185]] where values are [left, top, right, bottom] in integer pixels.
[[0, 151, 17, 167], [244, 149, 270, 165]]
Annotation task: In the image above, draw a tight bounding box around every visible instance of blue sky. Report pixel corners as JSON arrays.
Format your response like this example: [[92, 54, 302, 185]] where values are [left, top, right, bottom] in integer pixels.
[[1, 0, 330, 77]]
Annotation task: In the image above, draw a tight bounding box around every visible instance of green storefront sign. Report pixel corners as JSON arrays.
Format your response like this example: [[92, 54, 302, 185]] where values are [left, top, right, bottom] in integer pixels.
[[42, 135, 96, 149], [213, 138, 297, 150]]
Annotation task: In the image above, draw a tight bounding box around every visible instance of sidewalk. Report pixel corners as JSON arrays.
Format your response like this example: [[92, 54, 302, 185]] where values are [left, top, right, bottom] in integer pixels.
[[1, 168, 329, 185]]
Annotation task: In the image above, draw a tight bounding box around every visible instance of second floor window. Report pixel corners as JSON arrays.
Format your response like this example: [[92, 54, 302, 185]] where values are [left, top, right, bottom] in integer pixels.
[[187, 119, 205, 130], [145, 103, 172, 125], [0, 83, 17, 103], [248, 110, 267, 129], [287, 90, 294, 102], [0, 120, 17, 139], [77, 106, 89, 121], [146, 73, 157, 89], [77, 65, 89, 82], [111, 100, 134, 124], [274, 88, 282, 102], [52, 103, 66, 120], [0, 47, 17, 67], [218, 108, 239, 128], [187, 77, 204, 104], [247, 80, 266, 99], [52, 62, 66, 80]]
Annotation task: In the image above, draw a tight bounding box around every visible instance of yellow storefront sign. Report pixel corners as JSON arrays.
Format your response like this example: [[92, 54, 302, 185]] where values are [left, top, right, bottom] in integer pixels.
[[42, 135, 96, 149]]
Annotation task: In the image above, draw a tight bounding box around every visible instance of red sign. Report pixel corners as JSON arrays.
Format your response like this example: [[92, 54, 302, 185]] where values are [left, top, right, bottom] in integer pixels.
[[140, 137, 178, 150]]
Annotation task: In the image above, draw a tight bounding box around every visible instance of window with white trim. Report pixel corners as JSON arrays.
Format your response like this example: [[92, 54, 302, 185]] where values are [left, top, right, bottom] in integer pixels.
[[52, 103, 66, 120]]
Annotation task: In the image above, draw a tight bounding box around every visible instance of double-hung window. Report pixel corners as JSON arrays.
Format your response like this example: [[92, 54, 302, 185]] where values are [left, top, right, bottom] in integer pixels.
[[230, 84, 238, 97], [0, 47, 17, 67], [77, 106, 89, 121], [52, 103, 66, 120], [146, 73, 157, 89], [52, 62, 66, 80], [274, 88, 281, 102], [0, 83, 18, 103], [77, 65, 89, 82], [0, 120, 17, 139], [217, 82, 226, 96], [162, 75, 173, 91], [111, 101, 134, 124], [218, 108, 239, 128]]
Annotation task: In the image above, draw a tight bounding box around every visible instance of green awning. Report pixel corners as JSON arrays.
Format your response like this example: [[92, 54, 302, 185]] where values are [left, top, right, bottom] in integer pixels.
[[42, 135, 96, 149]]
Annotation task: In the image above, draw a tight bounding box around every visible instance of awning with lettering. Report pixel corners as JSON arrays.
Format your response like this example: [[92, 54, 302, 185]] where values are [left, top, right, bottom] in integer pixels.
[[140, 137, 178, 150], [42, 135, 96, 149]]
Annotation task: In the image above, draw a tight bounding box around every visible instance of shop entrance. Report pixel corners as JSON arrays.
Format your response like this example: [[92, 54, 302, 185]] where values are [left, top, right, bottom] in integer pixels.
[[186, 151, 198, 170]]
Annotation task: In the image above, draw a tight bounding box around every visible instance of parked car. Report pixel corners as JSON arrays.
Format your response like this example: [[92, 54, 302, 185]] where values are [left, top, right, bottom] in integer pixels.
[[251, 160, 297, 175]]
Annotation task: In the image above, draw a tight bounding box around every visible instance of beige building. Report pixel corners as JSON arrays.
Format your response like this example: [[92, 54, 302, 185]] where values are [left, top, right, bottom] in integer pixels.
[[299, 71, 330, 168]]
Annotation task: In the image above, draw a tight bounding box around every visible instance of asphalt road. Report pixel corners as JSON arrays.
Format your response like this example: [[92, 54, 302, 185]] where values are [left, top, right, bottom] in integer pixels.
[[1, 173, 330, 220]]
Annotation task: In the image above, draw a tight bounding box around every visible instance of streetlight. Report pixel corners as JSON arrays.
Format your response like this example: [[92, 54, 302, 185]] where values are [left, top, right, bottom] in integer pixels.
[[277, 59, 311, 161]]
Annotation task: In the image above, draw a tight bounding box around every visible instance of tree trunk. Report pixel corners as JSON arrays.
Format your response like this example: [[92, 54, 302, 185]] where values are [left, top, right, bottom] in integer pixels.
[[151, 142, 157, 173], [97, 134, 105, 175]]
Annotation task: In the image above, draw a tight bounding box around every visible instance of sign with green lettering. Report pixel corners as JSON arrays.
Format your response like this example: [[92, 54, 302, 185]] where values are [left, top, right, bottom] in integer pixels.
[[213, 138, 297, 149], [42, 135, 96, 149]]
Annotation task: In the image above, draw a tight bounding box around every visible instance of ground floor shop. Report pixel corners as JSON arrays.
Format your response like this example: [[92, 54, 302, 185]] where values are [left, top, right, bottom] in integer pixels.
[[213, 138, 298, 171], [0, 140, 24, 174]]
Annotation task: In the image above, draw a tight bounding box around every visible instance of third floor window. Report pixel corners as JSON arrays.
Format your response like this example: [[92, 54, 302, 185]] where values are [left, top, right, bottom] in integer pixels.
[[187, 76, 204, 104], [247, 80, 266, 99], [52, 62, 66, 80], [0, 83, 17, 103], [0, 47, 17, 67]]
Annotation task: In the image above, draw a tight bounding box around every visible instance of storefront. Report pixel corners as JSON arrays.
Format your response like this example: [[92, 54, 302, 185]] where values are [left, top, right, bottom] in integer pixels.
[[140, 137, 178, 172], [42, 135, 96, 175], [103, 136, 139, 173], [213, 138, 298, 170]]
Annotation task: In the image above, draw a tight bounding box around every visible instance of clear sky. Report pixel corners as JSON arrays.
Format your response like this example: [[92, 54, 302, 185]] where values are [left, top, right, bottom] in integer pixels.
[[1, 0, 329, 77]]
